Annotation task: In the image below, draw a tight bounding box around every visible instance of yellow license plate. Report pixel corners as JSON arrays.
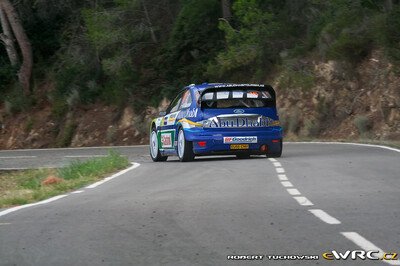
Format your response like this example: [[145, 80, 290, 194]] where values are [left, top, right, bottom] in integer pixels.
[[230, 144, 249, 150]]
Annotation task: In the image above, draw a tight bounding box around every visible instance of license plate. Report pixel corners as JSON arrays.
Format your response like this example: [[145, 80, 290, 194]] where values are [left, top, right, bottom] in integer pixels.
[[230, 144, 249, 150]]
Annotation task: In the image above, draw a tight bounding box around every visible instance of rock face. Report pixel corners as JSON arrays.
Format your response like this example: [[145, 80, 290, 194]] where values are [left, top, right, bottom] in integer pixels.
[[0, 98, 171, 149], [0, 50, 398, 149], [275, 50, 400, 141]]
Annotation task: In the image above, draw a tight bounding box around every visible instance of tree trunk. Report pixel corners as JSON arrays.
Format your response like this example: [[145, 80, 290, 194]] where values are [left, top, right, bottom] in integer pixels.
[[221, 0, 232, 20], [142, 0, 157, 43], [0, 5, 18, 66], [0, 0, 32, 95]]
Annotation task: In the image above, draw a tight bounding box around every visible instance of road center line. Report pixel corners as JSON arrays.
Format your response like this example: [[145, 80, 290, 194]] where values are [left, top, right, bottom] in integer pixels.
[[293, 196, 314, 206], [64, 155, 107, 158], [273, 162, 282, 167], [268, 158, 277, 162], [281, 181, 293, 187], [275, 167, 285, 174], [287, 188, 301, 195], [278, 174, 288, 180], [309, 209, 341, 224], [341, 232, 400, 265], [0, 156, 37, 159]]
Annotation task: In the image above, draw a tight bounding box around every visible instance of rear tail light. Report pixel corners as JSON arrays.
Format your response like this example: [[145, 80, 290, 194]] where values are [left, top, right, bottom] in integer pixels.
[[272, 139, 280, 143], [198, 141, 207, 147], [260, 145, 268, 152]]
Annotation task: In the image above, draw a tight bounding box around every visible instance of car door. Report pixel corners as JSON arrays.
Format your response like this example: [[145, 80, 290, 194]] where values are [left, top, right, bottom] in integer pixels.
[[159, 91, 184, 150]]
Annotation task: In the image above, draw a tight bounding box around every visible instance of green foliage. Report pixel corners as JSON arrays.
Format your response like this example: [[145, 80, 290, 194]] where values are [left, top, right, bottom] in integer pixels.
[[58, 151, 129, 180], [209, 0, 282, 79], [304, 119, 321, 137], [0, 152, 129, 208], [162, 0, 223, 88], [56, 120, 77, 147], [354, 115, 372, 136], [1, 0, 400, 114], [278, 68, 315, 91]]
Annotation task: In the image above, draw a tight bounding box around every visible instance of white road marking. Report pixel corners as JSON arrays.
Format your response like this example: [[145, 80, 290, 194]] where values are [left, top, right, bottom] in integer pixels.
[[287, 188, 301, 196], [309, 209, 341, 224], [276, 168, 285, 174], [71, 190, 84, 194], [286, 141, 400, 154], [0, 167, 30, 170], [278, 174, 288, 181], [273, 162, 282, 167], [64, 155, 107, 158], [0, 144, 148, 153], [341, 232, 400, 265], [86, 162, 141, 189], [0, 195, 67, 218], [0, 156, 36, 159], [281, 181, 293, 187], [268, 158, 277, 162], [293, 196, 314, 206], [0, 223, 11, 225], [0, 162, 141, 219]]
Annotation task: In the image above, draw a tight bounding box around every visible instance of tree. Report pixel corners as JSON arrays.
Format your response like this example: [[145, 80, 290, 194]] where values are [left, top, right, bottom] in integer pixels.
[[0, 5, 18, 66], [0, 0, 33, 95], [221, 0, 232, 20]]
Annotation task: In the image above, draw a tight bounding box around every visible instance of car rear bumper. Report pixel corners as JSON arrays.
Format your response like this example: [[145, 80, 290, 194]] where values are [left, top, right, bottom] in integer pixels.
[[184, 127, 283, 155]]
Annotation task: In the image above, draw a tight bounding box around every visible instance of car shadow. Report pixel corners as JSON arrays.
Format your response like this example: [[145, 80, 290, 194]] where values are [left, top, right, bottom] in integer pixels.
[[165, 155, 267, 163]]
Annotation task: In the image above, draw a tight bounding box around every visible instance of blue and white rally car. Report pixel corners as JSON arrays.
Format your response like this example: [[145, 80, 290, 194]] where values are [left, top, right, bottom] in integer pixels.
[[149, 83, 283, 162]]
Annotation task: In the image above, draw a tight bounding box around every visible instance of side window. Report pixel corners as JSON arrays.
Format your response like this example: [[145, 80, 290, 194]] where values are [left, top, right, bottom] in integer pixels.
[[168, 92, 183, 114], [180, 90, 192, 109]]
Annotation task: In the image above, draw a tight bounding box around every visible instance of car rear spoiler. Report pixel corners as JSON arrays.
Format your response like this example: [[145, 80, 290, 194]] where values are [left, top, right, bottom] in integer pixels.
[[199, 84, 276, 106]]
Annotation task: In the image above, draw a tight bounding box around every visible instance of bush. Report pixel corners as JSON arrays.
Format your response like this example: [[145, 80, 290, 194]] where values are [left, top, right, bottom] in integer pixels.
[[304, 119, 321, 137], [288, 111, 300, 134], [354, 115, 372, 137]]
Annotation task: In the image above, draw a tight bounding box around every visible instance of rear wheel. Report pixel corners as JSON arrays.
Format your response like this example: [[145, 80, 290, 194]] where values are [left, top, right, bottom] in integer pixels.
[[267, 142, 282, 158], [177, 128, 194, 162], [150, 128, 168, 162]]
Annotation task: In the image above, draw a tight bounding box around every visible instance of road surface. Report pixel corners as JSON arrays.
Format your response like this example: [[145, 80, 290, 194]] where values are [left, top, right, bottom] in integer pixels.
[[0, 143, 399, 265]]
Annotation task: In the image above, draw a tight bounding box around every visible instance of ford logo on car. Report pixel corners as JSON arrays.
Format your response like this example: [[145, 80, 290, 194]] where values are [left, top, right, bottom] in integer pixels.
[[234, 109, 245, 114]]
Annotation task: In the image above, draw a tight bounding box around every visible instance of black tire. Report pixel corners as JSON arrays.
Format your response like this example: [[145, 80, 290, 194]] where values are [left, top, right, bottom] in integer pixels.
[[177, 128, 195, 162], [267, 142, 282, 158], [236, 154, 251, 159], [149, 127, 168, 162]]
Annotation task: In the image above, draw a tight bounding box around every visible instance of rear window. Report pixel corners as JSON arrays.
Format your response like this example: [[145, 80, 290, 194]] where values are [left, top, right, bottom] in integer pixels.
[[200, 89, 274, 109]]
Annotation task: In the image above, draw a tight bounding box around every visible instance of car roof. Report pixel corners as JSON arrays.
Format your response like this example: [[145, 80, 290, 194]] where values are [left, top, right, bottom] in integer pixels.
[[186, 83, 266, 93]]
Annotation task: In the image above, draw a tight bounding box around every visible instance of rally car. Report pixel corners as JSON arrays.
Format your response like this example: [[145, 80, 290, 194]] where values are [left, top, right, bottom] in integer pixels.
[[149, 83, 283, 162]]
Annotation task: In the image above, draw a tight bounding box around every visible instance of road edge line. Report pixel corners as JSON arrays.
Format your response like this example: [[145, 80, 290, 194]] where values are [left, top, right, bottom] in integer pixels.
[[0, 162, 141, 218], [285, 141, 400, 153]]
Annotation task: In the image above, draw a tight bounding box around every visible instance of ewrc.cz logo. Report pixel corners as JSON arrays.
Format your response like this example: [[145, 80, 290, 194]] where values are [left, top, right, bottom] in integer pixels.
[[322, 250, 398, 261], [226, 255, 319, 261]]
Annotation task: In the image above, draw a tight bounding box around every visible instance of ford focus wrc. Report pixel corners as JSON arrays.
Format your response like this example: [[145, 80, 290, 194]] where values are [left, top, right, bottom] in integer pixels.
[[149, 83, 283, 162]]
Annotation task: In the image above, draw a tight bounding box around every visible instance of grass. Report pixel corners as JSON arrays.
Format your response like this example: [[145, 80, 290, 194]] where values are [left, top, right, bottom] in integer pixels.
[[0, 151, 129, 208]]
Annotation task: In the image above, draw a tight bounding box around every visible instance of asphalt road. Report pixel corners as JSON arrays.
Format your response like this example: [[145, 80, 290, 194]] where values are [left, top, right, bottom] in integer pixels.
[[0, 143, 399, 265]]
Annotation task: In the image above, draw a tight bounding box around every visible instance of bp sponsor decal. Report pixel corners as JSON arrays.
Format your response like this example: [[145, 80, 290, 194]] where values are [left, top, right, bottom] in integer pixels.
[[160, 131, 175, 148], [223, 136, 258, 144]]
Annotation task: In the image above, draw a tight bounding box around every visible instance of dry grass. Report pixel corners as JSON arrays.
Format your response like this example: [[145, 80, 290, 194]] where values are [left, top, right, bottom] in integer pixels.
[[0, 151, 129, 208]]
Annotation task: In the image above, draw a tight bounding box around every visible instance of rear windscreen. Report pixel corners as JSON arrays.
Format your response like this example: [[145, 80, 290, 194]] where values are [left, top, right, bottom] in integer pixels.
[[200, 89, 274, 109]]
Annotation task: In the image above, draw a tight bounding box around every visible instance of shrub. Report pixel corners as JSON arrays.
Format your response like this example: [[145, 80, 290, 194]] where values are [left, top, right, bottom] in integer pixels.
[[354, 115, 372, 137], [288, 111, 300, 134], [304, 119, 321, 137]]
